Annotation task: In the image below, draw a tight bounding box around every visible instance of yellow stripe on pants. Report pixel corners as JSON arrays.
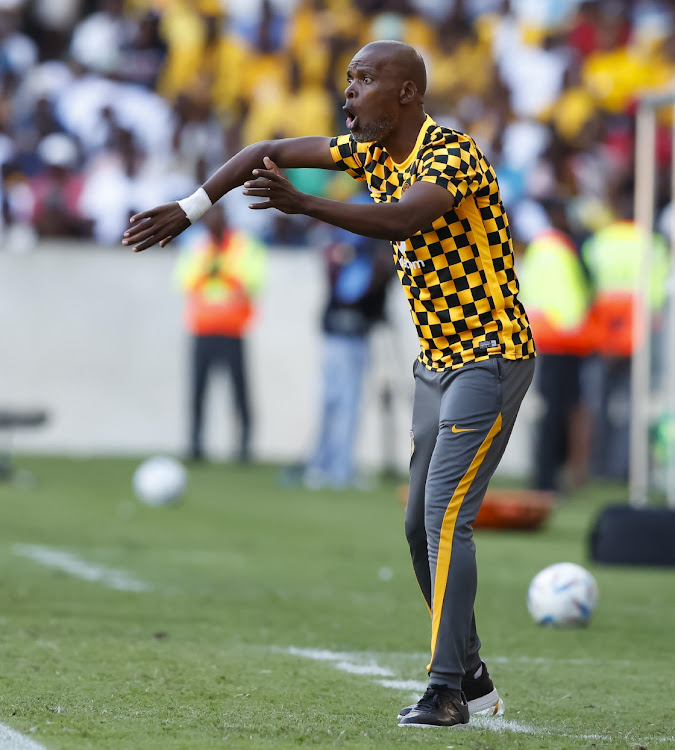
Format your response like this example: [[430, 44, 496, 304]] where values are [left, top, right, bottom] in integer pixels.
[[427, 413, 503, 671]]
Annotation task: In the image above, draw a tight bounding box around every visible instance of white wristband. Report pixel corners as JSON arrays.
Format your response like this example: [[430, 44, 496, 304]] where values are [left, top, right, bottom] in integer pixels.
[[177, 187, 212, 224]]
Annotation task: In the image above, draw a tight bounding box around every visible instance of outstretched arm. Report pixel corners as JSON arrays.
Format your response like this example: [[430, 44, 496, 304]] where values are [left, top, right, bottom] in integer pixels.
[[243, 159, 455, 241], [123, 137, 336, 252]]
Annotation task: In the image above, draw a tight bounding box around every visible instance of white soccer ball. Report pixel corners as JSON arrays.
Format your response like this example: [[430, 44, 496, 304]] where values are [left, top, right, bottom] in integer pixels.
[[527, 562, 599, 627], [132, 456, 187, 507]]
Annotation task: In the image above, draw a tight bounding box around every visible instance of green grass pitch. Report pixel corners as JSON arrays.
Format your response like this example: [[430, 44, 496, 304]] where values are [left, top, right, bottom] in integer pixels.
[[0, 457, 673, 749]]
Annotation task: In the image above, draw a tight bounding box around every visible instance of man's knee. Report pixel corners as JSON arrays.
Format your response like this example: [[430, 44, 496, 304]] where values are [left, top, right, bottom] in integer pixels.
[[404, 508, 426, 549]]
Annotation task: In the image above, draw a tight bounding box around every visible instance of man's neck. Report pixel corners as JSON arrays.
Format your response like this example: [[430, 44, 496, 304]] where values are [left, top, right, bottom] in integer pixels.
[[382, 110, 428, 164]]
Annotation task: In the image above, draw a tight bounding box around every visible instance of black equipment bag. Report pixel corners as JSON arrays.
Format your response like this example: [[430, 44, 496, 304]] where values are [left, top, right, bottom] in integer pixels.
[[589, 504, 675, 566]]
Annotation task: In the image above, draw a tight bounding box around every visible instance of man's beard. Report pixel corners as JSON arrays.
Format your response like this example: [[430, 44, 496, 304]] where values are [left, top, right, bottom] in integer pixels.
[[353, 113, 397, 144]]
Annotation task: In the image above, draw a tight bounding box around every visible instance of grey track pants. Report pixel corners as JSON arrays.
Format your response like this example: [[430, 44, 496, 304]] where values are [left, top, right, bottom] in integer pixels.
[[405, 355, 535, 689]]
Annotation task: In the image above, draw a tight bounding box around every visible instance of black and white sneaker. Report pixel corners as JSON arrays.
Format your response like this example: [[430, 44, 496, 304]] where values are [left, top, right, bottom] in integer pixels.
[[398, 662, 504, 720], [462, 660, 504, 716], [397, 685, 469, 727]]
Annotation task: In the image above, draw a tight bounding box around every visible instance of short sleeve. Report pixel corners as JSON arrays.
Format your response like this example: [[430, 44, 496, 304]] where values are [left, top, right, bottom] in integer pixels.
[[417, 137, 484, 206], [329, 134, 367, 182]]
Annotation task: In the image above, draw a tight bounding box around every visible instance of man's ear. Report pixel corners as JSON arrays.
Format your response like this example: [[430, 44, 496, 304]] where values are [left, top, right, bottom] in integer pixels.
[[400, 81, 417, 104]]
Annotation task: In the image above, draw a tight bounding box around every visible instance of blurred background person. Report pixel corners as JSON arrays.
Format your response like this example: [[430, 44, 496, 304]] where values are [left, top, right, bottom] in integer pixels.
[[580, 189, 669, 481], [30, 132, 92, 238], [175, 203, 266, 463], [518, 198, 596, 498], [304, 193, 395, 490]]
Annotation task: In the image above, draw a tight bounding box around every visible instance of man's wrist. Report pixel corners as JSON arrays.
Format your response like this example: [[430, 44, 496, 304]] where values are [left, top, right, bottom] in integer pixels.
[[302, 194, 323, 220], [177, 188, 212, 224]]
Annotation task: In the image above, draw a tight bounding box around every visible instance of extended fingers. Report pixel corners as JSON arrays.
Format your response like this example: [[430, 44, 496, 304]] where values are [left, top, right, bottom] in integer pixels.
[[129, 209, 157, 224], [244, 161, 288, 210], [249, 169, 282, 182], [122, 223, 160, 245], [244, 177, 274, 186], [262, 156, 282, 174], [123, 216, 155, 238], [247, 199, 273, 210], [132, 236, 161, 252], [243, 187, 274, 197], [243, 175, 277, 198]]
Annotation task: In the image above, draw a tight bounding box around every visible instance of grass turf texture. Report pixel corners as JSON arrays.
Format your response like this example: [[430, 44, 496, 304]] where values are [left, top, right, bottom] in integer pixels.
[[0, 457, 673, 750]]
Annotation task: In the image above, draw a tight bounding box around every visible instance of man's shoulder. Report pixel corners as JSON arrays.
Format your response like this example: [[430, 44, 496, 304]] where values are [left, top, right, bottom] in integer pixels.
[[420, 120, 478, 156], [331, 132, 371, 150], [330, 132, 375, 162]]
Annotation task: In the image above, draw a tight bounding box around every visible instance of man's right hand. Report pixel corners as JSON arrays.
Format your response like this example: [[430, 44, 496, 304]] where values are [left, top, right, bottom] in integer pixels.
[[122, 202, 191, 252]]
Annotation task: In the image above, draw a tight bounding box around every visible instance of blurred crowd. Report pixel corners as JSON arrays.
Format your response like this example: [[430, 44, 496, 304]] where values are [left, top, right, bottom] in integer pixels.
[[0, 0, 673, 250], [3, 0, 675, 488]]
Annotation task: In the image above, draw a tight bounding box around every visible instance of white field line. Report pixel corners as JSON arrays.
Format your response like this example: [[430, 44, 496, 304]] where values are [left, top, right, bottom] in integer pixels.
[[280, 646, 674, 745], [0, 722, 48, 750], [282, 646, 633, 670], [283, 646, 394, 678], [13, 544, 152, 593], [334, 661, 393, 677], [377, 678, 427, 692]]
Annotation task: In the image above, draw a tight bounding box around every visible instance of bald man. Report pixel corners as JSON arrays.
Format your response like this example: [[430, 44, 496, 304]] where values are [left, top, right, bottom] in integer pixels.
[[123, 40, 536, 728]]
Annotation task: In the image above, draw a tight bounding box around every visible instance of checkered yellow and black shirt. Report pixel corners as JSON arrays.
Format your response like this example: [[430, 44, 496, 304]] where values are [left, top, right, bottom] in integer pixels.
[[329, 115, 536, 371]]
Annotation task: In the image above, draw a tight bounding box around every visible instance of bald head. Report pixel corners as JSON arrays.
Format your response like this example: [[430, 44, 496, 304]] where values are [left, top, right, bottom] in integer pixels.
[[357, 40, 427, 98], [343, 40, 427, 146]]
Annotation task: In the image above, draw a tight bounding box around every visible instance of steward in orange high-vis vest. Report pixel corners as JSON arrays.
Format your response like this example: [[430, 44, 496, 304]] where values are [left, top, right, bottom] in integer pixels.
[[580, 220, 668, 358], [519, 222, 595, 494], [175, 205, 266, 462], [176, 224, 266, 337], [578, 219, 668, 480], [519, 228, 596, 357]]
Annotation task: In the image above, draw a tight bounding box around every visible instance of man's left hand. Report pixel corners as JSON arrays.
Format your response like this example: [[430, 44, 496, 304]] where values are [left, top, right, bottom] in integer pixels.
[[243, 157, 305, 214]]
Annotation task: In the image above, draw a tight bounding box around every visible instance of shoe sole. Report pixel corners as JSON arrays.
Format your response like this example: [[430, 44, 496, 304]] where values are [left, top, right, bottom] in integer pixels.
[[397, 691, 504, 720], [398, 720, 469, 727], [468, 689, 504, 716]]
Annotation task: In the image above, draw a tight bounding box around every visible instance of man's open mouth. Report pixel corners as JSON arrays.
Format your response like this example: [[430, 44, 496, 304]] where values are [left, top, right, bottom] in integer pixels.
[[343, 105, 358, 131]]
